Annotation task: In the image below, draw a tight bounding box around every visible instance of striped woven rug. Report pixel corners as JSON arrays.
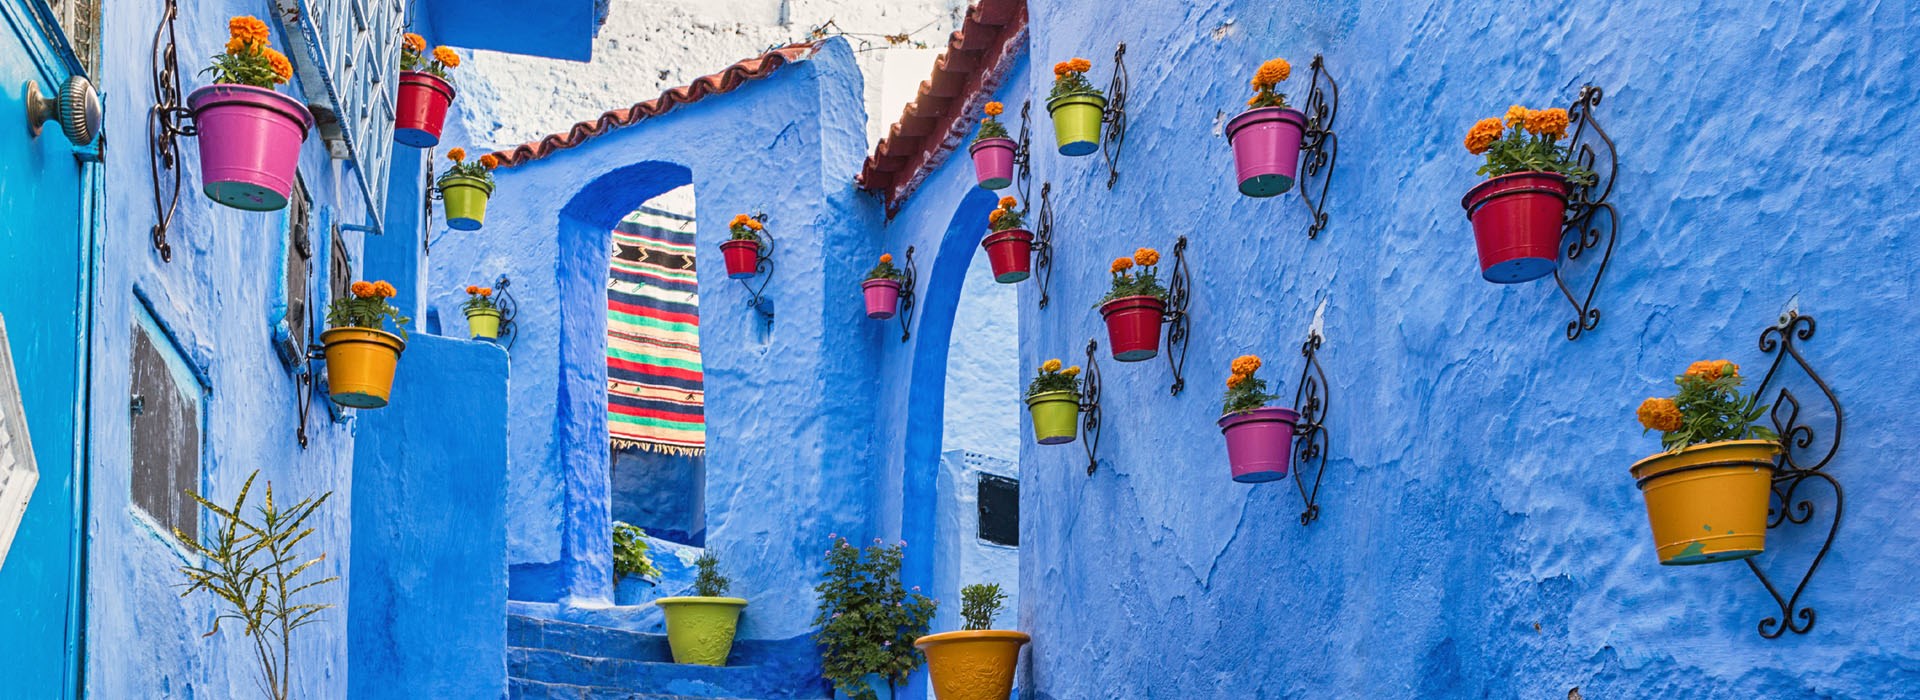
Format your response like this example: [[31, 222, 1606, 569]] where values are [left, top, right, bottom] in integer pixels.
[[607, 211, 704, 455]]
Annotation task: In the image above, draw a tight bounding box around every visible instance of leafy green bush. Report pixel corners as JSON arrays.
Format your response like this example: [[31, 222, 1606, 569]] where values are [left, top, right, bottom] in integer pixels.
[[612, 521, 661, 582], [813, 538, 937, 700], [959, 583, 1006, 631], [693, 552, 730, 597]]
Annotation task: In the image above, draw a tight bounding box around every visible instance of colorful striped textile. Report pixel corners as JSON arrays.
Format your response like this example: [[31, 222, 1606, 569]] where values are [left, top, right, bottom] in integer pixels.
[[607, 210, 704, 455]]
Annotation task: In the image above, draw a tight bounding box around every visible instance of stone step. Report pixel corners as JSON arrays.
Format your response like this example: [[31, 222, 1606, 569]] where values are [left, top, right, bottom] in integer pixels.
[[510, 677, 762, 700], [510, 647, 828, 699], [511, 614, 674, 663]]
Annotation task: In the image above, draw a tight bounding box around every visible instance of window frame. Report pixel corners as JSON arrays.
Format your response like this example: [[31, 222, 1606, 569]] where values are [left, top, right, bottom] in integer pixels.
[[128, 296, 211, 550]]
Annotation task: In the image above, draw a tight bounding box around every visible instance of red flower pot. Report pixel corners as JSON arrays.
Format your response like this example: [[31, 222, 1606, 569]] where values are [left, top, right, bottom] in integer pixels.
[[1461, 171, 1570, 284], [1099, 295, 1167, 362], [981, 229, 1035, 283], [971, 137, 1017, 190], [394, 71, 456, 148], [863, 279, 902, 319], [720, 239, 762, 279]]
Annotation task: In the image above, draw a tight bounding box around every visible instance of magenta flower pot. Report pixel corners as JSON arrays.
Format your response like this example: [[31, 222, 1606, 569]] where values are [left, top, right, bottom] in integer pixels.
[[1225, 107, 1307, 198], [863, 279, 902, 319], [971, 137, 1018, 190], [1218, 407, 1300, 483], [187, 84, 314, 212]]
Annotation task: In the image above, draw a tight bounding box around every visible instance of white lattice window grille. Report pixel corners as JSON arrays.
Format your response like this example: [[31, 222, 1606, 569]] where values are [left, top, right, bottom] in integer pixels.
[[46, 0, 100, 75], [273, 0, 404, 234], [0, 317, 37, 567]]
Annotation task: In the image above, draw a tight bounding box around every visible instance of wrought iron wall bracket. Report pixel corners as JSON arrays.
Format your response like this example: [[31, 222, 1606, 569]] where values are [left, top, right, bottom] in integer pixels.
[[1297, 55, 1340, 240], [1162, 236, 1193, 395], [734, 215, 776, 323], [1081, 338, 1104, 475], [1741, 309, 1844, 639], [897, 246, 918, 342], [148, 0, 196, 263], [295, 344, 327, 448], [1013, 100, 1034, 206], [1101, 43, 1129, 189], [1551, 84, 1619, 341], [1033, 183, 1056, 309], [1290, 331, 1330, 525], [493, 275, 520, 350]]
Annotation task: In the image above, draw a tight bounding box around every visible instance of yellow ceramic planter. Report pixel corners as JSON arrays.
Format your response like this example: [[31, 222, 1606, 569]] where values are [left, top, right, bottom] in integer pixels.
[[321, 327, 405, 409], [654, 596, 747, 666], [1630, 439, 1780, 565], [465, 307, 503, 339], [916, 629, 1029, 700]]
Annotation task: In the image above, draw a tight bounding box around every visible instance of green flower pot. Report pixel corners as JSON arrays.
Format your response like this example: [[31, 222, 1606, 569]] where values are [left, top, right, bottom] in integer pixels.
[[1047, 93, 1108, 157], [439, 175, 494, 231], [654, 596, 747, 666], [1026, 390, 1080, 445], [465, 307, 502, 339]]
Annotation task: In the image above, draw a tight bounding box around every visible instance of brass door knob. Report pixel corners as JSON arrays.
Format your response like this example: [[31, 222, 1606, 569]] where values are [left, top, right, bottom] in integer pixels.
[[25, 76, 101, 146]]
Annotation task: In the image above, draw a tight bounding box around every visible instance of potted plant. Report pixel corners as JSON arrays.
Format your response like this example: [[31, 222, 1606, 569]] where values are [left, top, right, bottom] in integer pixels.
[[970, 101, 1017, 190], [1096, 248, 1168, 362], [1047, 57, 1105, 156], [1025, 358, 1081, 445], [438, 148, 498, 231], [1460, 105, 1596, 283], [916, 583, 1027, 700], [612, 521, 662, 606], [459, 284, 503, 339], [1218, 355, 1300, 483], [721, 213, 766, 279], [1227, 58, 1309, 197], [814, 537, 937, 700], [863, 254, 905, 320], [1631, 360, 1781, 565], [322, 280, 408, 409], [981, 196, 1034, 283], [395, 34, 461, 148], [654, 552, 747, 666], [189, 15, 312, 212]]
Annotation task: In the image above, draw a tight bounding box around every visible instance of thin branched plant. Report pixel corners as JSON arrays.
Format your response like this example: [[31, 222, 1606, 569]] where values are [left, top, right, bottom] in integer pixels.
[[175, 470, 337, 700]]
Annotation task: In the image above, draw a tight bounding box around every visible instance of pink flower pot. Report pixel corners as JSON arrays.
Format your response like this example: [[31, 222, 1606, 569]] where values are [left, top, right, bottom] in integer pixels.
[[971, 137, 1018, 190], [981, 229, 1035, 283], [1226, 107, 1308, 197], [1099, 295, 1167, 362], [721, 240, 762, 279], [395, 71, 456, 148], [1461, 171, 1570, 284], [863, 279, 902, 319], [188, 84, 314, 211], [1219, 407, 1300, 483]]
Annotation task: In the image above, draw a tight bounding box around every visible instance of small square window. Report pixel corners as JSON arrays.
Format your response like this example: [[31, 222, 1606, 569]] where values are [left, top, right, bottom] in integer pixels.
[[130, 313, 205, 541], [977, 474, 1019, 547]]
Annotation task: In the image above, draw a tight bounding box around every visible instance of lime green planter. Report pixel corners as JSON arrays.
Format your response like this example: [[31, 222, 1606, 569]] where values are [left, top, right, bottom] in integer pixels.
[[439, 175, 494, 231], [1026, 390, 1080, 445], [1046, 93, 1108, 156], [654, 596, 747, 666], [465, 307, 502, 339]]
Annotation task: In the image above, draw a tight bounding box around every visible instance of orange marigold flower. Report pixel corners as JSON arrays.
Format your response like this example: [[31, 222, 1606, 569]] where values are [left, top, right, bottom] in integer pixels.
[[1068, 57, 1092, 73], [731, 214, 750, 226], [351, 281, 376, 298], [229, 16, 270, 43], [1504, 104, 1531, 128], [479, 154, 500, 169], [1637, 397, 1683, 432], [433, 46, 461, 68], [999, 196, 1017, 209], [880, 253, 894, 264], [1526, 107, 1570, 139], [1041, 359, 1063, 373], [1110, 257, 1133, 273], [264, 48, 293, 83], [1231, 355, 1262, 376], [1063, 365, 1081, 377], [1227, 373, 1247, 389], [988, 210, 1004, 224], [225, 36, 253, 56], [447, 147, 466, 162], [747, 219, 763, 231], [1053, 61, 1070, 77], [403, 33, 426, 53], [479, 287, 492, 296], [373, 281, 398, 298], [1133, 247, 1160, 267], [1251, 58, 1291, 90], [984, 101, 1004, 117], [1464, 117, 1503, 155], [1683, 360, 1740, 381], [466, 285, 479, 295]]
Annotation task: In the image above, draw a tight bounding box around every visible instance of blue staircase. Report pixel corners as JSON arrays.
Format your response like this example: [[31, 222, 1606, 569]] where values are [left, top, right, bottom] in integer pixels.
[[508, 614, 832, 699]]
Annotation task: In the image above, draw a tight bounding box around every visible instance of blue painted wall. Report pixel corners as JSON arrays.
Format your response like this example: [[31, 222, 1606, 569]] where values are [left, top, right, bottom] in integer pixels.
[[349, 335, 509, 700], [870, 0, 1920, 696]]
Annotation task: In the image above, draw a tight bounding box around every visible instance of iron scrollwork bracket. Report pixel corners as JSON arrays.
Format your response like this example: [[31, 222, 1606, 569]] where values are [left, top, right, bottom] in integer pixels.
[[897, 246, 918, 342], [148, 0, 197, 263], [1162, 236, 1192, 395], [1081, 338, 1104, 475], [1743, 309, 1844, 639], [1552, 84, 1619, 341], [493, 275, 520, 350], [1290, 331, 1330, 525], [735, 214, 776, 323], [1014, 100, 1034, 206], [295, 343, 327, 448], [1101, 43, 1129, 189], [1033, 183, 1056, 310], [1297, 55, 1340, 240]]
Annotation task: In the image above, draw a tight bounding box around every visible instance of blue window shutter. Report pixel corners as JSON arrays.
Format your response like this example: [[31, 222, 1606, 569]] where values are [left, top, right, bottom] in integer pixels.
[[273, 0, 403, 234]]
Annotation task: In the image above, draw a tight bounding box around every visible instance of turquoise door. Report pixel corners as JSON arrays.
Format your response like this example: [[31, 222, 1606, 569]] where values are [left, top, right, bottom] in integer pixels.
[[0, 1, 90, 697]]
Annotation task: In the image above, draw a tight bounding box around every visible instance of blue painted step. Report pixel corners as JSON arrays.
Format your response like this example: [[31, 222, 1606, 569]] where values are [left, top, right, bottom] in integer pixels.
[[507, 614, 831, 699], [511, 677, 759, 700]]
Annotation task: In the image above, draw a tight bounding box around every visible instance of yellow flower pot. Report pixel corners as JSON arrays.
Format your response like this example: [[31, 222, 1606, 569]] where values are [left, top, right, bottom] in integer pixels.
[[321, 327, 405, 409], [915, 630, 1030, 700], [1630, 439, 1780, 565], [465, 307, 502, 339], [654, 596, 747, 666]]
